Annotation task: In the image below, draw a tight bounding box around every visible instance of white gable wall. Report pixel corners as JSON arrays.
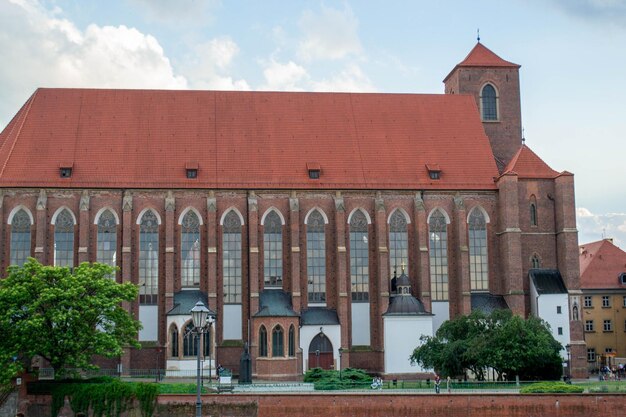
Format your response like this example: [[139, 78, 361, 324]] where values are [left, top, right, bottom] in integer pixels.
[[383, 315, 433, 374]]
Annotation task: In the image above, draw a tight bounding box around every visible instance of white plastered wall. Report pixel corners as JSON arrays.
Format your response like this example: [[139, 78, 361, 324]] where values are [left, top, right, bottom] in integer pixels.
[[383, 315, 433, 374]]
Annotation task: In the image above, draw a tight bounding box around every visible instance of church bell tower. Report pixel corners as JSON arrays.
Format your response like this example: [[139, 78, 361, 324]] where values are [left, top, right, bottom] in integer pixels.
[[443, 42, 522, 171]]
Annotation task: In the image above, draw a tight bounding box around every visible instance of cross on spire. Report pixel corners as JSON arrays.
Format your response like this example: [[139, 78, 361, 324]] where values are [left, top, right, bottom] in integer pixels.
[[477, 28, 481, 43]]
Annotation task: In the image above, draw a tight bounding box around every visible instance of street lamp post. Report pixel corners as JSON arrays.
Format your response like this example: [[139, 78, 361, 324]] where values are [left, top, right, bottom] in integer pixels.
[[338, 347, 344, 381], [565, 344, 571, 381], [191, 300, 216, 417], [207, 316, 214, 384]]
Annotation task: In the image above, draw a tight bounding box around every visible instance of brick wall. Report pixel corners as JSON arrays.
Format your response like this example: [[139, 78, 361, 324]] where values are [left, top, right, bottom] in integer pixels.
[[0, 186, 582, 376]]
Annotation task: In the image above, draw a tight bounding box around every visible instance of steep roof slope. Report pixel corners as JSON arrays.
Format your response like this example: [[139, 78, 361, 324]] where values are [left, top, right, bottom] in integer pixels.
[[444, 42, 520, 82], [502, 144, 560, 179], [0, 88, 500, 190], [580, 239, 626, 289]]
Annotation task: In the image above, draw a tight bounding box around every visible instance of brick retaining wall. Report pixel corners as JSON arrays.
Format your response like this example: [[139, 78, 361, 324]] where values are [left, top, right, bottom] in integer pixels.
[[156, 393, 625, 417]]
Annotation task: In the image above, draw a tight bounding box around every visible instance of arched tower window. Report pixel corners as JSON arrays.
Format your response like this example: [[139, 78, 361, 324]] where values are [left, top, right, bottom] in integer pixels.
[[259, 326, 268, 357], [288, 325, 295, 357], [183, 322, 198, 357], [181, 210, 201, 287], [530, 196, 538, 227], [389, 210, 409, 278], [97, 209, 117, 270], [170, 325, 179, 358], [10, 209, 32, 266], [139, 210, 159, 305], [429, 209, 449, 301], [54, 209, 75, 268], [531, 253, 541, 269], [468, 208, 489, 291], [272, 325, 284, 357], [349, 210, 369, 302], [222, 210, 242, 303], [481, 84, 498, 121], [263, 211, 283, 288], [306, 210, 326, 303]]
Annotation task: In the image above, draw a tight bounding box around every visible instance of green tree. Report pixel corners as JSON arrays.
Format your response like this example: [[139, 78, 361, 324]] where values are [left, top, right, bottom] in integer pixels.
[[410, 309, 563, 381], [0, 259, 141, 383]]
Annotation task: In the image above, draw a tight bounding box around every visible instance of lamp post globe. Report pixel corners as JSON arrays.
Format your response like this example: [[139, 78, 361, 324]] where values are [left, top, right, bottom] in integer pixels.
[[191, 300, 209, 330]]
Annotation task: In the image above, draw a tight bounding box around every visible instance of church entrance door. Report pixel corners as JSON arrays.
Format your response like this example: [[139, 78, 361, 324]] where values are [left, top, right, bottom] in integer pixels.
[[308, 332, 333, 369]]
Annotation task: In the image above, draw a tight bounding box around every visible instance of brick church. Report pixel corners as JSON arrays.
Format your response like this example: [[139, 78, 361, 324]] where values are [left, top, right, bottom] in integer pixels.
[[0, 42, 586, 379]]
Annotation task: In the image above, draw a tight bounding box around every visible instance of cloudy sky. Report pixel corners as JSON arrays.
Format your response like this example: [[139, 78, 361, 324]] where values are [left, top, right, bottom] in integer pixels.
[[1, 0, 625, 247]]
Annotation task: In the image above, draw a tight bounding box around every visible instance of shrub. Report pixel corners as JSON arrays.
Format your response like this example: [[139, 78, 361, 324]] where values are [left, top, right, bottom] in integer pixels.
[[520, 382, 584, 394], [304, 368, 373, 390]]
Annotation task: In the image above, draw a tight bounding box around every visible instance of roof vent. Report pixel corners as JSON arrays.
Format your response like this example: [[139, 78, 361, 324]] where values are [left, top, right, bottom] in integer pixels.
[[307, 162, 321, 180], [186, 162, 198, 179], [426, 164, 441, 180], [59, 162, 73, 178]]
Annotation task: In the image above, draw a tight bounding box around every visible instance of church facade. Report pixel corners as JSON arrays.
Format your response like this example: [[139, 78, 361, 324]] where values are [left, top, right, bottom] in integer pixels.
[[0, 43, 586, 379]]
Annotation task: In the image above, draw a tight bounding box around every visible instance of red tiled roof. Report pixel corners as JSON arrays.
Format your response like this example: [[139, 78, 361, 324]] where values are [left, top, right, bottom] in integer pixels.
[[501, 145, 560, 179], [0, 88, 500, 190], [580, 239, 626, 289], [444, 43, 520, 82]]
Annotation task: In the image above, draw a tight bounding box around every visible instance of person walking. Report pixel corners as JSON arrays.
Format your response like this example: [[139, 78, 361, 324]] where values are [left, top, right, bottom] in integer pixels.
[[434, 374, 441, 394]]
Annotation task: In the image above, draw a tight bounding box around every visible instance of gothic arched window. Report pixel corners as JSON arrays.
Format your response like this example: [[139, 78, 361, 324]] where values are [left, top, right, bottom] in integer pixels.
[[481, 84, 498, 121], [54, 209, 75, 268], [531, 253, 541, 269], [468, 208, 488, 291], [263, 210, 283, 288], [181, 210, 201, 287], [272, 325, 284, 357], [530, 199, 538, 227], [139, 210, 159, 305], [170, 325, 179, 358], [349, 210, 369, 301], [222, 210, 242, 303], [97, 209, 117, 270], [10, 209, 32, 266], [307, 210, 326, 303], [183, 322, 198, 357], [429, 209, 449, 301], [259, 326, 268, 357], [288, 325, 295, 357], [389, 210, 409, 278]]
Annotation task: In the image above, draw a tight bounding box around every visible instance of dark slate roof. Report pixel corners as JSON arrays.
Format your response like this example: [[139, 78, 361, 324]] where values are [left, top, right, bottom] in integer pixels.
[[167, 290, 214, 316], [471, 293, 509, 314], [384, 293, 431, 316], [253, 290, 298, 317], [396, 271, 411, 287], [301, 308, 340, 325], [529, 269, 568, 294]]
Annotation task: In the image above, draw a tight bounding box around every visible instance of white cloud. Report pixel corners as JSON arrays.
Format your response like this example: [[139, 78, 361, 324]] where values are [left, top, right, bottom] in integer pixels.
[[577, 207, 626, 247], [259, 60, 309, 91], [311, 64, 376, 92], [178, 37, 250, 90], [297, 5, 362, 62], [129, 0, 218, 24], [0, 0, 187, 127]]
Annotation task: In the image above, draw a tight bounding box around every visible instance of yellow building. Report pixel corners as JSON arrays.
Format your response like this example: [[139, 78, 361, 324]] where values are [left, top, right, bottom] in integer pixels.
[[580, 239, 626, 373]]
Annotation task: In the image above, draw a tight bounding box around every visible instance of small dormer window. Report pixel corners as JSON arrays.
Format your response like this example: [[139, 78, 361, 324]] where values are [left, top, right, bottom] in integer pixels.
[[59, 163, 73, 178], [185, 162, 198, 179], [426, 164, 441, 180], [307, 162, 321, 180], [620, 272, 626, 285]]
